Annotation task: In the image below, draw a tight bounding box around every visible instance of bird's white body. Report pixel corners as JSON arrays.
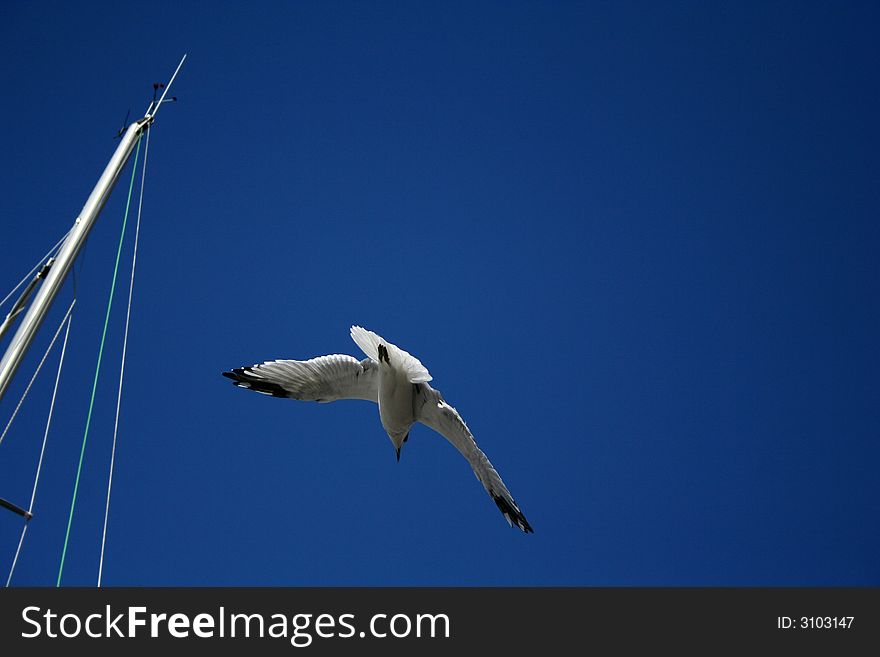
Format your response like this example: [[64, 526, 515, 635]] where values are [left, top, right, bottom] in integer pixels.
[[349, 325, 431, 456], [224, 326, 533, 533], [377, 357, 415, 450]]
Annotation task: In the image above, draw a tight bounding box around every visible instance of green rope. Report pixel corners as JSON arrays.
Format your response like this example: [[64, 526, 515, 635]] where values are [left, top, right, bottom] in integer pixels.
[[57, 136, 141, 587]]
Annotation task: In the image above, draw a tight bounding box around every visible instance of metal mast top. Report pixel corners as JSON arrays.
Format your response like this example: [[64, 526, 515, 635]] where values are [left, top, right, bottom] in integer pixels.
[[0, 55, 186, 404]]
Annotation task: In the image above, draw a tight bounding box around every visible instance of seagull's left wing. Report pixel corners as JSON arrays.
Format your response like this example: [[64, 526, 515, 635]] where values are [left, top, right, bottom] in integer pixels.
[[415, 383, 533, 533], [223, 354, 379, 403]]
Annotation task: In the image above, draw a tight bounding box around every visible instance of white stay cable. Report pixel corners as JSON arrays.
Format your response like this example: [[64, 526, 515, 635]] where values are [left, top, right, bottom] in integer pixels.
[[5, 301, 75, 587], [97, 124, 151, 587], [0, 298, 77, 449], [0, 228, 71, 311]]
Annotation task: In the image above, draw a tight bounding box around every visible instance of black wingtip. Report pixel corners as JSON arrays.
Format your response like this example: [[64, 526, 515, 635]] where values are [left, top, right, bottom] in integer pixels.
[[223, 367, 288, 398], [492, 494, 534, 534]]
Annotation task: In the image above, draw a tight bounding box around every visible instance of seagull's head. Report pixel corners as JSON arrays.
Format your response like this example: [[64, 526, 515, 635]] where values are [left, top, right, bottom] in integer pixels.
[[388, 429, 409, 462]]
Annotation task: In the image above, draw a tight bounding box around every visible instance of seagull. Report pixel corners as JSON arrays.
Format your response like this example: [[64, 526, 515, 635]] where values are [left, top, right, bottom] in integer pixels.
[[222, 326, 533, 533]]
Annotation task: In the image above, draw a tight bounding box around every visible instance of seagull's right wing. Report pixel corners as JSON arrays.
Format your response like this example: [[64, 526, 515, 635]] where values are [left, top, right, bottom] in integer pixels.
[[415, 383, 533, 533], [223, 355, 379, 403]]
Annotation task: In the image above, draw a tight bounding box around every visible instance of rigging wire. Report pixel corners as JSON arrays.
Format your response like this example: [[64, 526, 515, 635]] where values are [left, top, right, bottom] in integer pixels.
[[98, 124, 151, 587], [0, 299, 77, 450], [57, 135, 142, 587], [5, 303, 75, 587], [0, 229, 71, 312]]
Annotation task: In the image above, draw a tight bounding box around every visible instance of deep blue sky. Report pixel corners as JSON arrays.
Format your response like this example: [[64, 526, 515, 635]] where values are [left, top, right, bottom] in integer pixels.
[[0, 2, 877, 586]]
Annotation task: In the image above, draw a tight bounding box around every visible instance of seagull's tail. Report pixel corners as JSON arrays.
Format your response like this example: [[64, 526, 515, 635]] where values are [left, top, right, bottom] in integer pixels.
[[350, 325, 432, 383], [350, 326, 382, 362]]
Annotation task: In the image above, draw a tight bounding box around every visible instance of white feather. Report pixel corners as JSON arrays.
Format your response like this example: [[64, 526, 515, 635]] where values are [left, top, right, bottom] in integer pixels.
[[350, 325, 432, 383]]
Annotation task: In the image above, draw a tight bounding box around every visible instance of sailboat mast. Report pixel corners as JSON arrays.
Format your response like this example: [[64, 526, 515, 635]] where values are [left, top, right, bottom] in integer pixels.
[[0, 55, 186, 405], [0, 118, 149, 403]]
